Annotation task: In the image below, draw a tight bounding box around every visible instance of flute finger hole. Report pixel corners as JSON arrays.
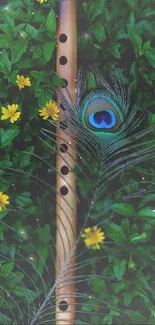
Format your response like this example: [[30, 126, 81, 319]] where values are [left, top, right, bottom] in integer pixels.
[[60, 186, 68, 196], [59, 34, 67, 43], [60, 121, 68, 130], [60, 144, 68, 153], [59, 300, 68, 311], [59, 56, 67, 65], [60, 103, 66, 111], [61, 78, 68, 88], [61, 166, 69, 175]]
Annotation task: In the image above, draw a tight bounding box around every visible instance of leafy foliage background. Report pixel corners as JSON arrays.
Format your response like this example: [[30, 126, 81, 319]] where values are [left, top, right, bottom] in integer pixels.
[[0, 0, 155, 324]]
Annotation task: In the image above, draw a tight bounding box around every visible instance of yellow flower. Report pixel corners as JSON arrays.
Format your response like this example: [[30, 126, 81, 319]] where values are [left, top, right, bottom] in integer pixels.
[[1, 104, 21, 124], [81, 226, 105, 250], [16, 75, 31, 90], [0, 192, 9, 211], [36, 0, 47, 3], [39, 100, 60, 121]]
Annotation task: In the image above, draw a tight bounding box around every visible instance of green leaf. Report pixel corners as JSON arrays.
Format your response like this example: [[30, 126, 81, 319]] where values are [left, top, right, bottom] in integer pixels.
[[145, 47, 155, 68], [31, 12, 46, 23], [143, 40, 151, 51], [82, 297, 100, 312], [17, 58, 34, 68], [110, 42, 121, 59], [7, 69, 19, 84], [121, 218, 130, 235], [128, 27, 142, 57], [0, 24, 11, 35], [0, 127, 20, 149], [0, 49, 12, 75], [30, 70, 49, 81], [89, 21, 106, 42], [25, 24, 39, 39], [123, 292, 134, 306], [0, 79, 8, 98], [51, 75, 66, 86], [0, 262, 14, 277], [78, 179, 93, 198], [43, 41, 56, 62], [0, 210, 8, 220], [136, 19, 155, 36], [148, 112, 155, 125], [36, 246, 49, 275], [32, 45, 43, 59], [13, 287, 39, 302], [0, 314, 12, 324], [102, 313, 113, 325], [13, 146, 34, 168], [45, 9, 56, 34], [8, 244, 16, 260], [82, 0, 105, 23], [136, 271, 150, 290], [130, 29, 142, 48], [130, 61, 137, 78], [0, 35, 12, 48], [4, 15, 15, 29], [36, 224, 51, 245], [113, 258, 126, 280], [15, 192, 33, 208], [13, 23, 26, 37], [129, 232, 147, 243], [124, 0, 139, 11], [125, 310, 146, 322], [88, 278, 106, 293], [111, 203, 135, 217], [94, 44, 102, 49], [112, 282, 126, 294], [11, 40, 29, 64], [137, 207, 155, 219], [104, 222, 126, 243], [37, 87, 53, 107], [85, 72, 96, 91]]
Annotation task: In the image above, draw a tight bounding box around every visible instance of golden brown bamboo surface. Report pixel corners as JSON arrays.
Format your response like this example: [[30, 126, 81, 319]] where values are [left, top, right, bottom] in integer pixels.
[[56, 0, 77, 324]]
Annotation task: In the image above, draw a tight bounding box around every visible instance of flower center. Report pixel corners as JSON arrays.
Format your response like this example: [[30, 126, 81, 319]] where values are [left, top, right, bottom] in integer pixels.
[[47, 107, 55, 116], [89, 232, 99, 243], [10, 111, 16, 117]]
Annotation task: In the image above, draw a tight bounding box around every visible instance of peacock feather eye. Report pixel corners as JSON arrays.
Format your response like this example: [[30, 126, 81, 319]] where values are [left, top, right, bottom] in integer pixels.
[[80, 91, 123, 136]]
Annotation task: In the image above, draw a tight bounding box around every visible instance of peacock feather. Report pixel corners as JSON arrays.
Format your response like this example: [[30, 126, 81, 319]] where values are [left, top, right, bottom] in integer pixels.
[[1, 65, 155, 325]]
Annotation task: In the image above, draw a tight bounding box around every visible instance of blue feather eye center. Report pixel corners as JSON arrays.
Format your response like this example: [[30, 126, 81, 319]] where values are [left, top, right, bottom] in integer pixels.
[[88, 110, 116, 129], [81, 91, 122, 134]]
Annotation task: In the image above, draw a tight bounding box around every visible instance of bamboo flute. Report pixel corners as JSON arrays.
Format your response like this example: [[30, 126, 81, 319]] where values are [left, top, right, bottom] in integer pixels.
[[56, 0, 77, 324]]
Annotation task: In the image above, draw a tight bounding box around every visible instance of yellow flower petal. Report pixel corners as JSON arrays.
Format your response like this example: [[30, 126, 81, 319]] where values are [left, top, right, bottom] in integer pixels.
[[39, 100, 60, 121], [81, 225, 105, 250], [1, 107, 10, 120], [16, 75, 31, 90], [84, 227, 91, 233], [8, 104, 18, 113], [0, 192, 9, 211], [10, 112, 21, 123], [1, 104, 21, 123], [37, 0, 47, 3]]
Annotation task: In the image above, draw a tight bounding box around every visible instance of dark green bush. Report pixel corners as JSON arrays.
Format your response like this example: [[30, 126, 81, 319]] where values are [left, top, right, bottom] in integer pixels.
[[0, 0, 155, 324]]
